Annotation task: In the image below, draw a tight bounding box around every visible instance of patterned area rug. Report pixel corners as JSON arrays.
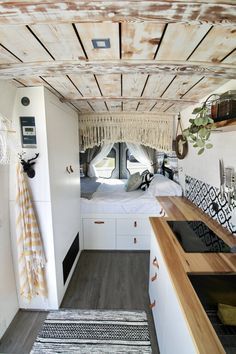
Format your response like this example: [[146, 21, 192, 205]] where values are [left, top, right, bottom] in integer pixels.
[[30, 309, 152, 353]]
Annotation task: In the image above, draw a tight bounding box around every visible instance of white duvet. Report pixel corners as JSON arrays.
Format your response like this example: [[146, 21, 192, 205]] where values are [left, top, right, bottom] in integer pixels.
[[80, 174, 182, 214]]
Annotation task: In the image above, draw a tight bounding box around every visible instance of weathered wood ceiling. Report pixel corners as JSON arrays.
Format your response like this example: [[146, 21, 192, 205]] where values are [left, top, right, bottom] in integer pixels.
[[0, 1, 235, 114]]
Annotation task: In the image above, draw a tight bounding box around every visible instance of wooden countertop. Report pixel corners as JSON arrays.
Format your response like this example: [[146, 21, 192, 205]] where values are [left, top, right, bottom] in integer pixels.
[[150, 196, 236, 354]]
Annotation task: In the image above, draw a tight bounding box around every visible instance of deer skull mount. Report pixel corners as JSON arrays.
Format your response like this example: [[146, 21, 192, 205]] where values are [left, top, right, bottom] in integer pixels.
[[19, 153, 39, 178]]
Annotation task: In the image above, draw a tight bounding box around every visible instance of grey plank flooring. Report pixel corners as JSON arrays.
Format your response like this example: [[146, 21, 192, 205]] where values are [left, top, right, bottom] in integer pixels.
[[0, 251, 159, 354]]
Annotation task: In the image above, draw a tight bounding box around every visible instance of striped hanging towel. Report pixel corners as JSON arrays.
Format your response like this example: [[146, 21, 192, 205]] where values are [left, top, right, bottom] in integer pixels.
[[16, 162, 47, 300]]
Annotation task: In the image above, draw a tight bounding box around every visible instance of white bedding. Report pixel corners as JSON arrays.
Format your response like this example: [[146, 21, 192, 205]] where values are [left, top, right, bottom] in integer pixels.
[[80, 174, 182, 214]]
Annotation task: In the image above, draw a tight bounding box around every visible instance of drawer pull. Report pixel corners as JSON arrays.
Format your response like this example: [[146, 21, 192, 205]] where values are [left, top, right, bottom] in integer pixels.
[[134, 221, 137, 227], [151, 273, 157, 282], [134, 237, 137, 244], [149, 300, 156, 309], [94, 221, 105, 224], [152, 257, 159, 269]]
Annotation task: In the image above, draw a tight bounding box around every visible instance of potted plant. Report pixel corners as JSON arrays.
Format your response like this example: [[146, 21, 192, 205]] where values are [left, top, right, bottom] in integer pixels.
[[183, 99, 216, 155]]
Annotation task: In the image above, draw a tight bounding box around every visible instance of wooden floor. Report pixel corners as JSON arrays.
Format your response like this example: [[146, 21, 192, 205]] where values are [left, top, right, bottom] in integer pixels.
[[0, 251, 159, 353]]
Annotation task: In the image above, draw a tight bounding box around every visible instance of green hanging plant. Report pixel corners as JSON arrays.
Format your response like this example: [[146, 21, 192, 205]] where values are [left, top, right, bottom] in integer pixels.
[[183, 100, 216, 155]]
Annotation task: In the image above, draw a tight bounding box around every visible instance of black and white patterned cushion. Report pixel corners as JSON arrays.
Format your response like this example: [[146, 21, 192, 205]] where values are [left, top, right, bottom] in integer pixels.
[[140, 170, 154, 191]]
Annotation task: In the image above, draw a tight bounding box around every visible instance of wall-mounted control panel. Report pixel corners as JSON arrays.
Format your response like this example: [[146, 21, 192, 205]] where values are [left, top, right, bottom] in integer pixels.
[[20, 116, 37, 148]]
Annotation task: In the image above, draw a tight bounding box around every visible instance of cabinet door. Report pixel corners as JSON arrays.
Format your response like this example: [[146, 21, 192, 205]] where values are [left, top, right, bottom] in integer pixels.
[[149, 231, 196, 354], [149, 237, 167, 353], [117, 218, 151, 235], [83, 219, 116, 249], [162, 274, 196, 354], [117, 235, 150, 250]]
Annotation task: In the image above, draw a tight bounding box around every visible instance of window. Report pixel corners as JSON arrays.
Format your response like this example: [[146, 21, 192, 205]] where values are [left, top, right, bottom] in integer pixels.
[[95, 148, 116, 178], [126, 150, 149, 175]]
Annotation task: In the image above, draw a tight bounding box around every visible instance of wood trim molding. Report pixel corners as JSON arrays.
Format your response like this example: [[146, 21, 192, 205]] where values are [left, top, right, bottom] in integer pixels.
[[60, 96, 198, 104], [78, 112, 174, 118], [0, 1, 235, 25], [0, 60, 235, 79]]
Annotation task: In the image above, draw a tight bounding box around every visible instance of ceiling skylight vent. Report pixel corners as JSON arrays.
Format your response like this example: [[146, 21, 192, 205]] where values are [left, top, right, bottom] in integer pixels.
[[92, 38, 110, 49]]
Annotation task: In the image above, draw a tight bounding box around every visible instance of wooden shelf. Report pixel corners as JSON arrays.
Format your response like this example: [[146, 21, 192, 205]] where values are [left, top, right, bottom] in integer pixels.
[[211, 118, 236, 132]]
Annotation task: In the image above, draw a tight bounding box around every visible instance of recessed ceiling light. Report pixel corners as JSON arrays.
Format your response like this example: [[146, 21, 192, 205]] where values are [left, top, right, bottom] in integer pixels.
[[92, 38, 110, 49]]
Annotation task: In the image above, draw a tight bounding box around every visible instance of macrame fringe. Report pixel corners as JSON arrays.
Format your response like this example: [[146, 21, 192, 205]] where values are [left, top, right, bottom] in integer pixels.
[[79, 114, 173, 151]]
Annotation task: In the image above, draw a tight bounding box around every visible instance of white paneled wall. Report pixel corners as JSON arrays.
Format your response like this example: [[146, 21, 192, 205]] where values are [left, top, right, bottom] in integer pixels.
[[0, 80, 18, 339]]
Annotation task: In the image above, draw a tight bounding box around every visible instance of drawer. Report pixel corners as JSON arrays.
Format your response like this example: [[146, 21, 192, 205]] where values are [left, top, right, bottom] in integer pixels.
[[83, 218, 116, 249], [116, 235, 150, 250], [117, 218, 151, 235]]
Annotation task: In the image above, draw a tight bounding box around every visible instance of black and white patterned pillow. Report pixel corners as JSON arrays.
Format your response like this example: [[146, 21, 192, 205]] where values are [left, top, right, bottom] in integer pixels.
[[140, 170, 154, 191]]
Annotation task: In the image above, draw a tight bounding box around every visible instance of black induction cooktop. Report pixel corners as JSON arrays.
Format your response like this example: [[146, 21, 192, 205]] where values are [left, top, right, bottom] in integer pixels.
[[167, 220, 234, 253]]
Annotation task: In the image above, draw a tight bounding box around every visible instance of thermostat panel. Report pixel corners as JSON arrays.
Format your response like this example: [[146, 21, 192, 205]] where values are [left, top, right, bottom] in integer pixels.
[[20, 116, 37, 148]]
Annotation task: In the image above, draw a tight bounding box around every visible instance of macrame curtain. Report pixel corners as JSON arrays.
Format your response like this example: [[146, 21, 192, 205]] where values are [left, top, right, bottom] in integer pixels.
[[79, 113, 173, 152], [126, 143, 154, 173]]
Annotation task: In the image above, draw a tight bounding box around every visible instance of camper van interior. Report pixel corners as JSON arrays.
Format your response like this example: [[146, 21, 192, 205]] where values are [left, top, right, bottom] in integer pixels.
[[0, 1, 236, 354]]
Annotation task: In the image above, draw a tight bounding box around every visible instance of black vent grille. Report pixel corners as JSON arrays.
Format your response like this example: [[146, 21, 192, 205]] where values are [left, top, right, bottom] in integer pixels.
[[62, 233, 79, 284]]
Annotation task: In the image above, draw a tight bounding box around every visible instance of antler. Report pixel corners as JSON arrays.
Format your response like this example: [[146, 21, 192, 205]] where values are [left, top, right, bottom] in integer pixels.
[[27, 153, 39, 164]]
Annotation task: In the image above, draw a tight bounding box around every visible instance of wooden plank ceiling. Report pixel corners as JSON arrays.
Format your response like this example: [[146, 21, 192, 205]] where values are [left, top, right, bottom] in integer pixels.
[[0, 1, 235, 114]]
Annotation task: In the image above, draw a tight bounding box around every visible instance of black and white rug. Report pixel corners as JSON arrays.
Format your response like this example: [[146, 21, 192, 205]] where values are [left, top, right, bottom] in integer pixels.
[[30, 309, 152, 353]]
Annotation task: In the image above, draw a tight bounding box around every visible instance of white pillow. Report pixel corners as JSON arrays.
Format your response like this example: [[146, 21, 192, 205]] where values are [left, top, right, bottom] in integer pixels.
[[147, 174, 182, 196], [125, 172, 142, 192]]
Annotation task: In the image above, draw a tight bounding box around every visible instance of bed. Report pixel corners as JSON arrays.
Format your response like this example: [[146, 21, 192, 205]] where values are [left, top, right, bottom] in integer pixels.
[[80, 174, 182, 251]]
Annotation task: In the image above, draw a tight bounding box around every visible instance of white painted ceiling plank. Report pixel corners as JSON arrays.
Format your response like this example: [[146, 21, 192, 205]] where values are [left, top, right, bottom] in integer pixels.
[[73, 101, 94, 112], [89, 100, 107, 112], [106, 101, 122, 112], [162, 75, 203, 99], [96, 74, 121, 96], [165, 102, 191, 113], [182, 77, 229, 101], [151, 101, 174, 112], [223, 51, 236, 64], [0, 25, 52, 62], [69, 74, 101, 96], [122, 74, 148, 97], [122, 22, 165, 59], [30, 23, 86, 60], [189, 25, 236, 62], [123, 101, 139, 111], [142, 74, 175, 98], [137, 100, 157, 111], [0, 46, 20, 64], [156, 23, 211, 60], [42, 76, 82, 99]]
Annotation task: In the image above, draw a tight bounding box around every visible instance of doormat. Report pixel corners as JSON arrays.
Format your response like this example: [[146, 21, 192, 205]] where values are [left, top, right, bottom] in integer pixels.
[[30, 309, 152, 353]]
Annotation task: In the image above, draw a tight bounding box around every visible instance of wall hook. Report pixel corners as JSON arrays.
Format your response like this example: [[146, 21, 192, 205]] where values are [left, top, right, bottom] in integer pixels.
[[70, 165, 74, 173], [66, 166, 71, 174], [19, 153, 39, 178]]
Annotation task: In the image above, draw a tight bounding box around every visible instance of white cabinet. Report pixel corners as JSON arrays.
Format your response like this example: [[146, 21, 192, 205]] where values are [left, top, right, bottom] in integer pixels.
[[82, 216, 151, 250], [149, 230, 196, 354], [83, 218, 116, 250], [116, 218, 151, 250]]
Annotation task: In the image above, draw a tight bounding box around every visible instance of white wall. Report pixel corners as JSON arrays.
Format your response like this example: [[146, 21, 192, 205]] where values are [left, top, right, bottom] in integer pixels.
[[178, 80, 236, 192], [9, 86, 59, 310], [44, 89, 80, 305], [0, 80, 18, 338]]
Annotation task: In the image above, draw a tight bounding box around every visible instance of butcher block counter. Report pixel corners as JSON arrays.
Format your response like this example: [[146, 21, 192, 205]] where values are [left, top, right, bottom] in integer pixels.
[[149, 196, 236, 354]]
